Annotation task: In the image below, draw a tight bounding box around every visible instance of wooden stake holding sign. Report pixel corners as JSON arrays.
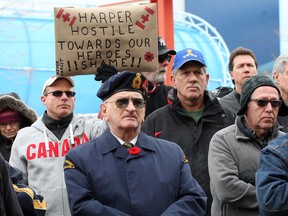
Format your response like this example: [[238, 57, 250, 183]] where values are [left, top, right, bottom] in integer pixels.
[[54, 3, 158, 76]]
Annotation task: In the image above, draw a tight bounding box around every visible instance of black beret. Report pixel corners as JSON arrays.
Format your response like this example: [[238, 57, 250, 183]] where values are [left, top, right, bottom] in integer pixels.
[[97, 71, 149, 101], [238, 75, 288, 116]]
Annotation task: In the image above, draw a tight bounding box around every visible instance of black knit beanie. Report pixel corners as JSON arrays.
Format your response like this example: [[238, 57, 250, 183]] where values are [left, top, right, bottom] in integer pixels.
[[238, 75, 288, 116]]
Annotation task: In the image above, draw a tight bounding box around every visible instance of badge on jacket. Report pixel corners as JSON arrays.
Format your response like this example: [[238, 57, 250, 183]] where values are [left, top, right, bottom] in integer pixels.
[[64, 160, 75, 169]]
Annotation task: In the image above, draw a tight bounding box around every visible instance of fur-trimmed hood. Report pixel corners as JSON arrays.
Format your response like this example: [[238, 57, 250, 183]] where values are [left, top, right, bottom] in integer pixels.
[[0, 92, 37, 127]]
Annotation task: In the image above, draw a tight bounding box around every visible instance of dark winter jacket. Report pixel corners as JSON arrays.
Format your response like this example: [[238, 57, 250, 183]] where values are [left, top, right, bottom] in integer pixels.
[[6, 162, 47, 216], [218, 89, 241, 115], [0, 153, 23, 216], [142, 89, 236, 216], [144, 82, 172, 118]]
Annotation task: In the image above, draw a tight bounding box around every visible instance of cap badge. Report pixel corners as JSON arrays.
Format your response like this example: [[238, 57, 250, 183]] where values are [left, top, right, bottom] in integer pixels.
[[132, 73, 142, 89], [183, 49, 197, 59], [159, 37, 166, 47]]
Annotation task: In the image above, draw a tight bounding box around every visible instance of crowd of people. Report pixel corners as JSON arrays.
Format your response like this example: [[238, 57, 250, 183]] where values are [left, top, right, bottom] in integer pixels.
[[1, 35, 288, 216]]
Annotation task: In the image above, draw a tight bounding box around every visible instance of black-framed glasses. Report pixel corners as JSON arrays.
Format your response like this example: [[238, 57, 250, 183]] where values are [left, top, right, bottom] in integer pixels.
[[158, 54, 171, 63], [250, 99, 282, 108], [105, 98, 146, 109], [44, 90, 76, 97]]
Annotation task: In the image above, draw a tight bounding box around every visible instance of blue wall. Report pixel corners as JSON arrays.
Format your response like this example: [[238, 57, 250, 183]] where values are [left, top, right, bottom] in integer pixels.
[[186, 0, 280, 65]]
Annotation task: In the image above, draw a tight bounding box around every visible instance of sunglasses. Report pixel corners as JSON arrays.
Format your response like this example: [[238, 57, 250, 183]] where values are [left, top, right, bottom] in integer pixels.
[[44, 90, 76, 97], [105, 98, 146, 109], [250, 99, 282, 108], [158, 54, 171, 63]]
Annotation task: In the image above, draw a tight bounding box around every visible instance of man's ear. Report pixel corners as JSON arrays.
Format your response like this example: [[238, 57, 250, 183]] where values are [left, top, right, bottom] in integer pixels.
[[40, 95, 46, 106], [100, 103, 109, 121], [171, 75, 176, 88], [273, 71, 279, 84], [205, 73, 210, 86]]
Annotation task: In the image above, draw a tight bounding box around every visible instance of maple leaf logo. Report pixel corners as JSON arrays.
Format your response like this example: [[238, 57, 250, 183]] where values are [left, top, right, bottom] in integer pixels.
[[62, 13, 71, 22], [141, 14, 149, 23]]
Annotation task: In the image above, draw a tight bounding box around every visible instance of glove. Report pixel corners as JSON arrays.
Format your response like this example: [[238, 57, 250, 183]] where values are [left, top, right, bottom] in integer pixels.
[[95, 62, 117, 83]]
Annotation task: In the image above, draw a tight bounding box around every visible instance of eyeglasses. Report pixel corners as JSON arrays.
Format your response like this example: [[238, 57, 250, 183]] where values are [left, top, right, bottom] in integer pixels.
[[44, 90, 76, 97], [105, 98, 146, 109], [250, 99, 282, 108], [0, 120, 20, 129], [158, 54, 171, 63]]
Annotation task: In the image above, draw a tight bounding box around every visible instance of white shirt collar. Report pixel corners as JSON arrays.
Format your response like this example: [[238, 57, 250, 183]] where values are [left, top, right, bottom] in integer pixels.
[[111, 132, 138, 146]]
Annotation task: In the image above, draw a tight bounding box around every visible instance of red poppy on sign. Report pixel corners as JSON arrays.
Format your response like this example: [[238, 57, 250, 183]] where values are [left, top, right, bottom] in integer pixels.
[[129, 146, 141, 155]]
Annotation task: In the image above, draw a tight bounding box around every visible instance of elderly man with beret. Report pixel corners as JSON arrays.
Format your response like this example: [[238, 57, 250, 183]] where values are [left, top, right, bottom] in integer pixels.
[[95, 36, 176, 118], [64, 71, 207, 216], [208, 75, 288, 216]]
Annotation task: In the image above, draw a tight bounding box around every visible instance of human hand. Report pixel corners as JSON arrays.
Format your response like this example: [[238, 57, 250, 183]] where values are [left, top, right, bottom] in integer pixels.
[[94, 63, 117, 83]]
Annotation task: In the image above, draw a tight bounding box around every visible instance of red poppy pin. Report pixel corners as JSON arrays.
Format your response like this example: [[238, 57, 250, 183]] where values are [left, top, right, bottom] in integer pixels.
[[129, 146, 141, 155]]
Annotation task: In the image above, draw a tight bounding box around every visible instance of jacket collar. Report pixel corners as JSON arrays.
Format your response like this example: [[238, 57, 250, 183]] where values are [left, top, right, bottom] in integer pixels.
[[236, 115, 282, 148], [100, 130, 156, 154], [168, 89, 224, 117]]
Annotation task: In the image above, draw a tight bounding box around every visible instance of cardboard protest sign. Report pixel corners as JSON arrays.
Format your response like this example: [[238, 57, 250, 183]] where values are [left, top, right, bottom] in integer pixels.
[[54, 3, 158, 76]]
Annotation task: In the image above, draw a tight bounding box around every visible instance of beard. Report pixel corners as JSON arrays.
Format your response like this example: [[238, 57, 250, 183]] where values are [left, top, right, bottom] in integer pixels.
[[153, 70, 166, 84]]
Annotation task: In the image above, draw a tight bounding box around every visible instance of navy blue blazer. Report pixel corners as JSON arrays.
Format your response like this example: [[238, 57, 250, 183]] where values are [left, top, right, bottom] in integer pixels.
[[64, 129, 207, 216]]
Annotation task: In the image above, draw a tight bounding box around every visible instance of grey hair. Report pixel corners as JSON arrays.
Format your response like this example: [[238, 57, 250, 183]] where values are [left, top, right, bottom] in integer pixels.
[[273, 55, 288, 74], [172, 68, 179, 76], [172, 65, 208, 76]]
